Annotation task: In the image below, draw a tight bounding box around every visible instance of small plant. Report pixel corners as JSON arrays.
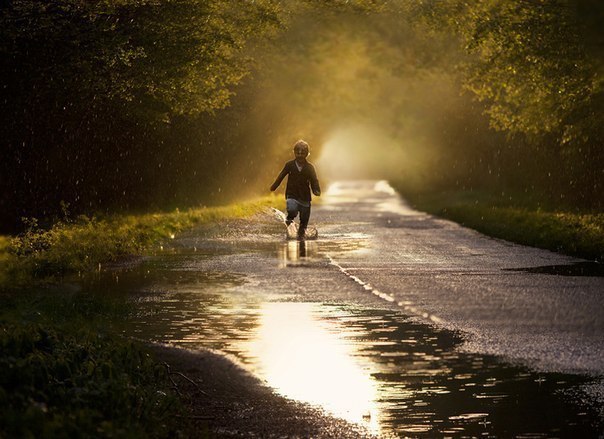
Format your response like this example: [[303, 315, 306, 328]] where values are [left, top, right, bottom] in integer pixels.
[[10, 217, 55, 257]]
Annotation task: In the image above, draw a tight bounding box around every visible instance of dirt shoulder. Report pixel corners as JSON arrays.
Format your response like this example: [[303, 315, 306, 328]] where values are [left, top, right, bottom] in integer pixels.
[[149, 343, 378, 438]]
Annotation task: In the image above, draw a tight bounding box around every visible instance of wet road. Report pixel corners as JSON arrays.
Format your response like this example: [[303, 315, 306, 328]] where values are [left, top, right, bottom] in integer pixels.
[[98, 180, 603, 437], [320, 181, 604, 375]]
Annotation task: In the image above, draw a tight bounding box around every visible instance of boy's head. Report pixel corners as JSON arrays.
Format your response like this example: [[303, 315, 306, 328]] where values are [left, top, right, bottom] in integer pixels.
[[293, 140, 310, 160]]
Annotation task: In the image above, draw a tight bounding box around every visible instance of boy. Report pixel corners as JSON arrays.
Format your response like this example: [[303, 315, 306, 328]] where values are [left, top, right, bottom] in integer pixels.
[[270, 140, 321, 239]]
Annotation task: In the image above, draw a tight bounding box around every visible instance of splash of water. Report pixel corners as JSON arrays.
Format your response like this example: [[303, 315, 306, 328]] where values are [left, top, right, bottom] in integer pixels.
[[269, 207, 318, 240]]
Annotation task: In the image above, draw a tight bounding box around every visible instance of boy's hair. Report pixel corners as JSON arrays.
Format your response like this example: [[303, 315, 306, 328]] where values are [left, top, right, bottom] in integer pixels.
[[293, 139, 310, 154]]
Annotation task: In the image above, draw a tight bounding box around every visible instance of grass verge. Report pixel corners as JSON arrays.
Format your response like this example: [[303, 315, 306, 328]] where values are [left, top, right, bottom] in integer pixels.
[[0, 195, 280, 284], [397, 188, 604, 261], [0, 292, 195, 438]]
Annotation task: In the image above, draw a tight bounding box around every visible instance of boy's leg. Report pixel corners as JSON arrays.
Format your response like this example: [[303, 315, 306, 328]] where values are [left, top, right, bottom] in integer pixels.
[[298, 205, 311, 238], [285, 199, 299, 226]]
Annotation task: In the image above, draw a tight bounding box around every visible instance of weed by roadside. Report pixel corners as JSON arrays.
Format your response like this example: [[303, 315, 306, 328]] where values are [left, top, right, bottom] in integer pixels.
[[0, 197, 282, 437]]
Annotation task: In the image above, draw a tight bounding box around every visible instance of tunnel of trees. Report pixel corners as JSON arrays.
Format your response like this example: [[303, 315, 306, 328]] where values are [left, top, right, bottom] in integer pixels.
[[1, 0, 602, 233]]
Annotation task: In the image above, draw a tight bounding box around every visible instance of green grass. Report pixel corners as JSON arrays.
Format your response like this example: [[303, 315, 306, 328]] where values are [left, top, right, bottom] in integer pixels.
[[0, 293, 192, 438], [1, 195, 280, 284], [398, 188, 604, 261]]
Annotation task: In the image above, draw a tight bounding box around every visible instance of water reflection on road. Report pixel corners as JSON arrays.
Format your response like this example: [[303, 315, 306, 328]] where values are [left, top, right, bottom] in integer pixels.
[[245, 302, 379, 432], [94, 225, 602, 437]]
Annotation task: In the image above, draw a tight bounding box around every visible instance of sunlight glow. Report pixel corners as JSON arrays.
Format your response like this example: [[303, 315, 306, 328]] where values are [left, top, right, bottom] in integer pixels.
[[245, 302, 380, 432], [317, 126, 408, 181]]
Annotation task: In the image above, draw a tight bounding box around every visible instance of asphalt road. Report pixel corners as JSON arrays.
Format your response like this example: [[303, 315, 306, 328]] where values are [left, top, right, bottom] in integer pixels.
[[316, 180, 604, 375]]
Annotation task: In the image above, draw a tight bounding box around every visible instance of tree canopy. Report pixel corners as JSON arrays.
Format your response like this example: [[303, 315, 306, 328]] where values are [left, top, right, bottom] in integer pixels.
[[1, 0, 602, 232], [418, 0, 603, 203], [0, 0, 285, 229], [1, 0, 283, 118]]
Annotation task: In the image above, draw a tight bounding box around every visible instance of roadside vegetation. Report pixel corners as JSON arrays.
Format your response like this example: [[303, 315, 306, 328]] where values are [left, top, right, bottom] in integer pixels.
[[0, 293, 193, 438], [399, 187, 604, 262], [0, 196, 279, 285], [0, 196, 280, 438]]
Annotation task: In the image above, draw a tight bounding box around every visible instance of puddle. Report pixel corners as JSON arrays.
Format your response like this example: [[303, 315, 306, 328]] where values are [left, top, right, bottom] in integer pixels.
[[504, 261, 604, 277], [245, 302, 380, 431], [278, 240, 319, 267], [86, 256, 602, 438], [116, 285, 601, 437]]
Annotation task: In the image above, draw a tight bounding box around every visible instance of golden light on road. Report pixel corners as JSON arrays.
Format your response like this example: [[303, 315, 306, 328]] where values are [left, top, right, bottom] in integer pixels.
[[245, 302, 380, 432]]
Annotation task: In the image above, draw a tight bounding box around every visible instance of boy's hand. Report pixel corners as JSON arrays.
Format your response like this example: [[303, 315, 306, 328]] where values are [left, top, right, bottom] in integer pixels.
[[313, 189, 321, 196]]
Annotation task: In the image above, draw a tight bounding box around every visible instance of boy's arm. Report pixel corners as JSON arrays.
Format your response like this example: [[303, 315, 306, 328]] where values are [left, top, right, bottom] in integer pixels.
[[310, 165, 321, 196], [270, 164, 289, 191]]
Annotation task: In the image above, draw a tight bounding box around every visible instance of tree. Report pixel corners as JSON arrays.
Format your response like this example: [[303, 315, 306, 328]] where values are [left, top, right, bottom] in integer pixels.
[[414, 0, 603, 206], [0, 0, 285, 230], [0, 0, 283, 119]]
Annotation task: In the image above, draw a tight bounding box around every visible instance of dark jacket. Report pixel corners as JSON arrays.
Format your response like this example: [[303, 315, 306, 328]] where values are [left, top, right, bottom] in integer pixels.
[[270, 160, 321, 203]]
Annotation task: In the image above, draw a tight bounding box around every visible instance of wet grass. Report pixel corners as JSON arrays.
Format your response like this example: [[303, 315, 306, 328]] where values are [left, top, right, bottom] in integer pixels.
[[0, 292, 194, 438], [0, 195, 281, 284], [397, 188, 604, 261]]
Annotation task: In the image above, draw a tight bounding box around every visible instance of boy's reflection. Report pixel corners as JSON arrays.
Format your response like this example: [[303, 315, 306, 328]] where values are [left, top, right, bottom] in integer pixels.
[[298, 240, 306, 258], [280, 240, 316, 267]]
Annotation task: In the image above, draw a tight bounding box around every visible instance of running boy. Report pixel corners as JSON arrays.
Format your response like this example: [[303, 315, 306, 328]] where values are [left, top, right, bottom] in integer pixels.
[[270, 140, 321, 239]]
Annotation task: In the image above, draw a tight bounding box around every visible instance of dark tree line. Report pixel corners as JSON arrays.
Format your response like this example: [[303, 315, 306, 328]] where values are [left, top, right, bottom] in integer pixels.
[[0, 0, 284, 232], [1, 0, 602, 232], [412, 0, 604, 206]]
